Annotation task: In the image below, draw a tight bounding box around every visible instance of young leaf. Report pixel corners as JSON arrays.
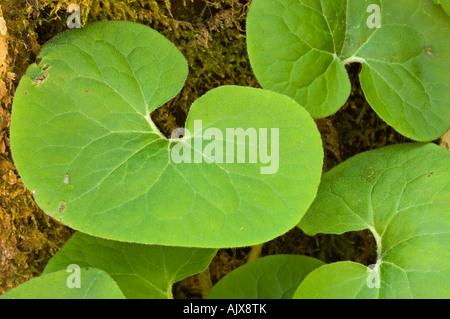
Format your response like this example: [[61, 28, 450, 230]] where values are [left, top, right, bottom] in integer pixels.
[[207, 255, 324, 299], [0, 268, 125, 299], [43, 232, 217, 299], [297, 143, 450, 298], [247, 0, 450, 141], [10, 21, 323, 248]]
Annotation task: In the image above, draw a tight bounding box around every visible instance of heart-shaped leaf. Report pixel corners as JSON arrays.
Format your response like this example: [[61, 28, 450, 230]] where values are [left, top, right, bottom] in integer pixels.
[[296, 143, 450, 298], [43, 232, 217, 299], [247, 0, 450, 141], [207, 255, 324, 299], [0, 268, 125, 299], [10, 21, 323, 248]]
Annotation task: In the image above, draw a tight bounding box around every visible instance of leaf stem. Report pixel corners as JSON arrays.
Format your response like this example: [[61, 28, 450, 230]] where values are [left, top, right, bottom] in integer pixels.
[[198, 266, 213, 299], [342, 56, 366, 65], [247, 243, 264, 263], [167, 284, 174, 299], [368, 226, 382, 260], [145, 114, 165, 139]]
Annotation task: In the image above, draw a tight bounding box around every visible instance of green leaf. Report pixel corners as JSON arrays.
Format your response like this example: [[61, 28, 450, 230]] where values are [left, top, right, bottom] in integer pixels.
[[43, 232, 217, 299], [0, 268, 125, 299], [10, 21, 323, 248], [207, 255, 324, 299], [297, 143, 450, 298], [247, 0, 450, 141], [293, 262, 378, 299]]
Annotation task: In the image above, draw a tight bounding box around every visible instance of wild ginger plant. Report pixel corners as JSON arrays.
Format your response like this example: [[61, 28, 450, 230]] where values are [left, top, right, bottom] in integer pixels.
[[3, 0, 450, 299], [3, 21, 323, 298], [246, 0, 450, 141]]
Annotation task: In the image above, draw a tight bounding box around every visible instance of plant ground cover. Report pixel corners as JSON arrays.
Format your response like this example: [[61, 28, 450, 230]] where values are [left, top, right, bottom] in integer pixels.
[[0, 0, 448, 298]]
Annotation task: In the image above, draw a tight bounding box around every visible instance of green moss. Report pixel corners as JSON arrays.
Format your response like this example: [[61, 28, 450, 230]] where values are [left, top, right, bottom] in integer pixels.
[[0, 154, 73, 294]]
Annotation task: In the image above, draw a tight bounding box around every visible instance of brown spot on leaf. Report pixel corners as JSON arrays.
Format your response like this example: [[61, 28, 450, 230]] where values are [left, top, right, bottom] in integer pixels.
[[63, 173, 69, 184], [425, 46, 434, 58], [32, 72, 48, 85], [361, 167, 377, 178], [59, 203, 66, 212]]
